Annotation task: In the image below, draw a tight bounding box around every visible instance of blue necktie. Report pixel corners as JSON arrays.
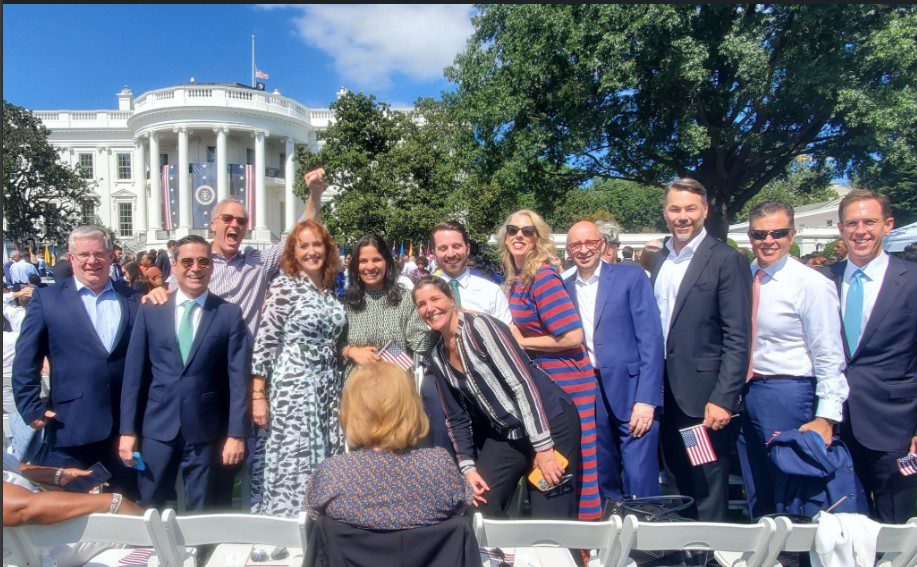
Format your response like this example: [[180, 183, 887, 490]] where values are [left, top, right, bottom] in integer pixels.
[[178, 300, 199, 364], [844, 270, 864, 352]]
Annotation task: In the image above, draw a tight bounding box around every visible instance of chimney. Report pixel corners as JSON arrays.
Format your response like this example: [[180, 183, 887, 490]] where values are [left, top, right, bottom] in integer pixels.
[[117, 87, 133, 111]]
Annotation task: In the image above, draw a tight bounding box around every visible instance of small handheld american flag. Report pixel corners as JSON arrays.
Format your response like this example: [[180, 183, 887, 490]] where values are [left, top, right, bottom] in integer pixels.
[[117, 548, 155, 565], [680, 424, 717, 466], [379, 341, 414, 371], [898, 454, 917, 477]]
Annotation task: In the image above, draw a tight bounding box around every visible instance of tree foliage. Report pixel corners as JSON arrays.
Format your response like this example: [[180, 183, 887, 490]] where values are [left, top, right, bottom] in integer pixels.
[[446, 4, 917, 238], [3, 100, 99, 249], [735, 157, 837, 222], [548, 179, 666, 233]]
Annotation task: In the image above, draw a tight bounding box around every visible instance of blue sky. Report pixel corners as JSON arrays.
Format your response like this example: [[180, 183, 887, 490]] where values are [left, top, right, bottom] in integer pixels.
[[3, 4, 475, 111]]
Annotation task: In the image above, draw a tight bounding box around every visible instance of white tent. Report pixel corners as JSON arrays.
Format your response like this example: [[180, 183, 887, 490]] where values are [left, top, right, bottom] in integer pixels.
[[883, 222, 917, 253]]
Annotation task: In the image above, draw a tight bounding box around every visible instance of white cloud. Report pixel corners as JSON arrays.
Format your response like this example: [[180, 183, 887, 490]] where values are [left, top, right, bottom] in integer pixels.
[[261, 5, 474, 90]]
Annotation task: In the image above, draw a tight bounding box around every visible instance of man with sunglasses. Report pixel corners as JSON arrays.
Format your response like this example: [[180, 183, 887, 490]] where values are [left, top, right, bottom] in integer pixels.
[[828, 190, 916, 523], [564, 220, 664, 503], [738, 201, 848, 519], [119, 235, 250, 511]]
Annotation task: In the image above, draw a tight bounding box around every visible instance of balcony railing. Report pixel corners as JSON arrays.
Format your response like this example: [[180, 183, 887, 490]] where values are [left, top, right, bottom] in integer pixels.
[[131, 85, 318, 124]]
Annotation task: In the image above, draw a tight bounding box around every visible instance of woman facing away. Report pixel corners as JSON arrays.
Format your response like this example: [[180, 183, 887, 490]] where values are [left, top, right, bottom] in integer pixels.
[[250, 220, 347, 517], [413, 276, 582, 520], [497, 209, 602, 520], [306, 361, 471, 530]]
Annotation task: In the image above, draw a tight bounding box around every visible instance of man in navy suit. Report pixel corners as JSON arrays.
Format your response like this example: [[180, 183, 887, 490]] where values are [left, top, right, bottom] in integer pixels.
[[564, 221, 665, 502], [13, 226, 140, 495], [829, 190, 917, 523], [118, 235, 251, 510]]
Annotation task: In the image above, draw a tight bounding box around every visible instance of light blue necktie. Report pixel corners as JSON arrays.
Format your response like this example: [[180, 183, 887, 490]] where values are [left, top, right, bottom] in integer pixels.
[[178, 300, 199, 364], [844, 270, 864, 352]]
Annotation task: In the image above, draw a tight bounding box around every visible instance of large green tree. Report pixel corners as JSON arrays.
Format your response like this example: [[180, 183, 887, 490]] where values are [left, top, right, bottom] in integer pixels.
[[447, 4, 916, 238], [3, 100, 99, 249]]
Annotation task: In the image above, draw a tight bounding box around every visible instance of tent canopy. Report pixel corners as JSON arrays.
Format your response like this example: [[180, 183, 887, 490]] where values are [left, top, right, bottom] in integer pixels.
[[883, 222, 917, 253]]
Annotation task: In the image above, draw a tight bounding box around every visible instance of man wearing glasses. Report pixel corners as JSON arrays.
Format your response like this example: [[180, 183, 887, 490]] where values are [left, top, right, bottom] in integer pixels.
[[13, 226, 141, 496], [119, 235, 250, 511], [738, 201, 848, 519], [564, 220, 664, 503], [828, 190, 917, 523]]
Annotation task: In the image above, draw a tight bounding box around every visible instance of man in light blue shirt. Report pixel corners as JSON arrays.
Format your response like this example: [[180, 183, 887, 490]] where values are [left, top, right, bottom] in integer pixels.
[[9, 252, 38, 288]]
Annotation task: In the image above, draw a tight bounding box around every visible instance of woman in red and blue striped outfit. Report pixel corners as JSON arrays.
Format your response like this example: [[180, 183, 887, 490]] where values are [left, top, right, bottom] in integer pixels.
[[498, 209, 602, 520]]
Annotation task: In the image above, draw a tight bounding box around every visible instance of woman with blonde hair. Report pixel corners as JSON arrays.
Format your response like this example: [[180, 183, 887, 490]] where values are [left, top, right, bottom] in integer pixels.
[[497, 209, 601, 520], [306, 362, 470, 530], [250, 219, 346, 517]]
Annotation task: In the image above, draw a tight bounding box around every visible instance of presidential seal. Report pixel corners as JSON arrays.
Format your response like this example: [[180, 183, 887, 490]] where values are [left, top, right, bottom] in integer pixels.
[[194, 185, 215, 206]]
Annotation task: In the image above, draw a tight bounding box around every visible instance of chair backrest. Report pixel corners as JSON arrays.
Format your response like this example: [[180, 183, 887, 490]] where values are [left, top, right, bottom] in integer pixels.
[[875, 518, 917, 567], [612, 516, 776, 567], [161, 509, 309, 554], [761, 517, 818, 567], [4, 525, 39, 567], [11, 509, 179, 567], [473, 512, 622, 566]]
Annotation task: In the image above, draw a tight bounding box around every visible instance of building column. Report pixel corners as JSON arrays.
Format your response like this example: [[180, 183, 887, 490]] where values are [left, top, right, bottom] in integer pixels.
[[148, 132, 162, 240], [253, 130, 271, 241], [133, 137, 148, 237], [284, 137, 296, 232], [215, 126, 228, 202], [175, 126, 191, 236], [97, 146, 113, 227]]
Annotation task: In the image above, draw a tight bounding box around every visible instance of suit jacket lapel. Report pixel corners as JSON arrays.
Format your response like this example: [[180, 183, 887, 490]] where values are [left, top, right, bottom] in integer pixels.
[[650, 244, 669, 286], [828, 262, 851, 359], [669, 237, 714, 329], [110, 285, 133, 354], [594, 264, 616, 326], [65, 279, 110, 355], [165, 295, 186, 370], [182, 295, 217, 371], [852, 259, 905, 361]]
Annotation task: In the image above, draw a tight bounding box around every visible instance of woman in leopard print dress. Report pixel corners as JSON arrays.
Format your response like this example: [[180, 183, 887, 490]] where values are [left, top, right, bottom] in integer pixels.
[[250, 220, 346, 518]]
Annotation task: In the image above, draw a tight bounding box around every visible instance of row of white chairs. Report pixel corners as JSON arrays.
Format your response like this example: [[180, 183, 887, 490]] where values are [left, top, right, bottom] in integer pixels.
[[4, 510, 916, 567]]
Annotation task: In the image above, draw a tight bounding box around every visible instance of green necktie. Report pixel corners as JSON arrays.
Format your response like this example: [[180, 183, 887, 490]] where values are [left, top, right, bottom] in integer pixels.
[[178, 300, 199, 364], [449, 278, 462, 307]]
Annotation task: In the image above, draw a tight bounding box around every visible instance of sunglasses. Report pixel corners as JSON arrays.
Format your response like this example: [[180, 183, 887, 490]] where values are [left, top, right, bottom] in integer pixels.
[[217, 213, 249, 227], [506, 225, 538, 238], [178, 257, 213, 269], [747, 228, 793, 241], [544, 474, 575, 498]]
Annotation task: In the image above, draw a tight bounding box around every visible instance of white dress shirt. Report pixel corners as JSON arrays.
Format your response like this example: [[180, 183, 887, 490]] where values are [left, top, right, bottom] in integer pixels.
[[573, 261, 604, 366], [653, 228, 707, 346], [750, 255, 848, 421], [437, 269, 513, 325], [173, 288, 208, 339], [840, 251, 890, 347]]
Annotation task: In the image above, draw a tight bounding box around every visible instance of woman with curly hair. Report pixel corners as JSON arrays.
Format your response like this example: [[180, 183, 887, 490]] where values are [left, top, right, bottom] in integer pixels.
[[497, 209, 602, 520], [250, 219, 346, 517], [339, 233, 430, 374]]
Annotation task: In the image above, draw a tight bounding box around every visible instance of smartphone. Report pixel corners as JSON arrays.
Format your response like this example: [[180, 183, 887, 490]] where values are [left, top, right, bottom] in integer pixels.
[[527, 450, 569, 492], [62, 462, 111, 493], [130, 451, 146, 471]]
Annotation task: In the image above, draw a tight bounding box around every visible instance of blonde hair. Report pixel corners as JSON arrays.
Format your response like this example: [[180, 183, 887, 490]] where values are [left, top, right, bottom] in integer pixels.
[[497, 209, 560, 289], [340, 362, 429, 451]]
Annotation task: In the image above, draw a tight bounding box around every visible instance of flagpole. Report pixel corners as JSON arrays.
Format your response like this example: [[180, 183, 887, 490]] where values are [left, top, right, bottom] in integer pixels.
[[251, 34, 255, 87]]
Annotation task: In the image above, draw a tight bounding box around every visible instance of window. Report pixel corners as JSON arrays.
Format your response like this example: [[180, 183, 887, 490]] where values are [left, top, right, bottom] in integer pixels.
[[160, 153, 169, 166], [81, 202, 96, 225], [117, 153, 132, 180], [207, 146, 216, 163], [826, 219, 833, 227], [279, 152, 286, 167], [78, 153, 93, 178], [118, 202, 133, 237], [246, 149, 254, 165]]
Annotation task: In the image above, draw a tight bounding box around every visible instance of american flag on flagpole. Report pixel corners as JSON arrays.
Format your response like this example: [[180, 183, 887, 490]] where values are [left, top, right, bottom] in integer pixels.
[[255, 68, 269, 80], [117, 547, 155, 565], [680, 424, 717, 466], [379, 341, 414, 371], [898, 454, 917, 477]]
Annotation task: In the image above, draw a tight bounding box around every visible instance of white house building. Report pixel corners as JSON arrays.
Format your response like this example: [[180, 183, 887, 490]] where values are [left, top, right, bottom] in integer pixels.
[[32, 81, 338, 249]]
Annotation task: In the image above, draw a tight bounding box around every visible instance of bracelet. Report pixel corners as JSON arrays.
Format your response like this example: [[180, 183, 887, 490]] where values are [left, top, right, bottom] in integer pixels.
[[54, 468, 64, 486], [252, 396, 266, 401], [252, 388, 265, 393], [109, 493, 123, 514]]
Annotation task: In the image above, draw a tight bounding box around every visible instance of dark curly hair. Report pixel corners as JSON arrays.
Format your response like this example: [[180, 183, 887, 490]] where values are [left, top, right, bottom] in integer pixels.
[[344, 233, 402, 310], [280, 220, 340, 289]]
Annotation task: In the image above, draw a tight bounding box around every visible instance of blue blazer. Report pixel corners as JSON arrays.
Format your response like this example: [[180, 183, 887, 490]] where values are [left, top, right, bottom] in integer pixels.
[[829, 256, 917, 453], [564, 262, 665, 420], [120, 293, 251, 445], [12, 278, 140, 448]]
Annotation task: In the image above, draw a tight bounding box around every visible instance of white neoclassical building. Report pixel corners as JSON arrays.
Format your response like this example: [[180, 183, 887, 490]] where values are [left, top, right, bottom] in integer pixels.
[[32, 81, 339, 249]]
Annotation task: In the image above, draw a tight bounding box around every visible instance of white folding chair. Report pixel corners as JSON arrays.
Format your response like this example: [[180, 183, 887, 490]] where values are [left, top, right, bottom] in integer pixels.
[[610, 515, 776, 567], [161, 509, 310, 567], [8, 509, 180, 567], [875, 517, 917, 567], [760, 516, 818, 567], [473, 512, 622, 567]]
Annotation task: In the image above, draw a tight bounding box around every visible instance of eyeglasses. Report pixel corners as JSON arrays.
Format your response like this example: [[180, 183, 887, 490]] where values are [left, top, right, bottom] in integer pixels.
[[178, 257, 213, 269], [506, 225, 538, 238], [747, 228, 793, 241], [217, 213, 249, 227], [72, 252, 110, 262], [567, 239, 602, 251]]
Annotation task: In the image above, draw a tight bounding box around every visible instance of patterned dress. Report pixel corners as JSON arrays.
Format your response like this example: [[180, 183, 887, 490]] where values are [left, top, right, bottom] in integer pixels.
[[507, 264, 602, 520], [251, 274, 346, 518]]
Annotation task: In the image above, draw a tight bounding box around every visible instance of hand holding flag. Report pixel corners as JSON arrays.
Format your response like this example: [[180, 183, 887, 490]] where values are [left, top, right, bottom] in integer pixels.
[[680, 424, 717, 466]]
